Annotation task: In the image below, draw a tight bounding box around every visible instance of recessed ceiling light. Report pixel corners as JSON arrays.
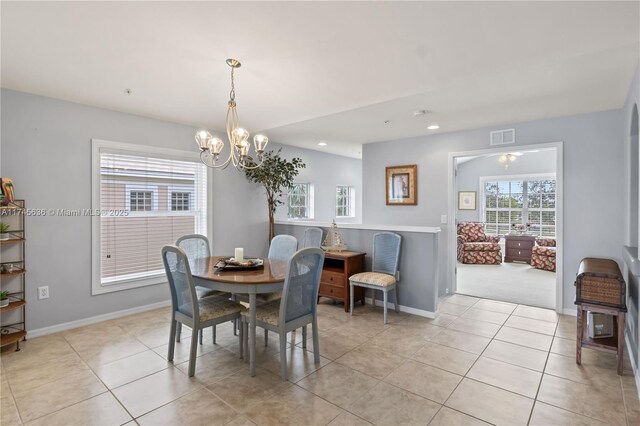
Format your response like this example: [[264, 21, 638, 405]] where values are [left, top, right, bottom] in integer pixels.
[[427, 124, 440, 130], [413, 109, 429, 117], [124, 89, 132, 95], [317, 142, 327, 146], [384, 120, 391, 124]]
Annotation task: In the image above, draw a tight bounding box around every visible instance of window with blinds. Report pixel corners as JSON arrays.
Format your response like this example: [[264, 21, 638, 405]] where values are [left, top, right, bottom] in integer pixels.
[[92, 142, 208, 294], [482, 176, 556, 237]]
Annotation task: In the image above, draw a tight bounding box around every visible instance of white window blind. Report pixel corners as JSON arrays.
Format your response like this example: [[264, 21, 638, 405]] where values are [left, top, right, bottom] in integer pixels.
[[97, 150, 207, 290], [288, 183, 313, 219], [336, 185, 355, 218]]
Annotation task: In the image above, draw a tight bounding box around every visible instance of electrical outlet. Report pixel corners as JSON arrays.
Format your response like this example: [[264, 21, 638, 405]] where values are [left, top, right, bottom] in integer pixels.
[[37, 286, 49, 300], [440, 214, 447, 224]]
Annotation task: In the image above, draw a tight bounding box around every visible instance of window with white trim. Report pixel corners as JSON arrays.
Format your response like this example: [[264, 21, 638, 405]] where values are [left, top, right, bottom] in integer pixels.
[[482, 176, 556, 237], [92, 140, 208, 294], [335, 185, 355, 218], [288, 183, 314, 219]]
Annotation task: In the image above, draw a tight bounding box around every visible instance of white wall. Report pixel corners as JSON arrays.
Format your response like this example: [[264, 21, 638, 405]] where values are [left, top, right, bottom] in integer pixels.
[[455, 150, 557, 222], [271, 143, 362, 223], [362, 109, 624, 310]]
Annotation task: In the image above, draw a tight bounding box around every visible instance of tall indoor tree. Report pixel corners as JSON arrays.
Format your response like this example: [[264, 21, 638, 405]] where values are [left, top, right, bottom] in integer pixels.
[[244, 148, 305, 242]]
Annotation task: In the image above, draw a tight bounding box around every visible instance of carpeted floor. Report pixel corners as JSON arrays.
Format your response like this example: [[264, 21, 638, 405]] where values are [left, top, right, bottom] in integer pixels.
[[456, 262, 556, 309]]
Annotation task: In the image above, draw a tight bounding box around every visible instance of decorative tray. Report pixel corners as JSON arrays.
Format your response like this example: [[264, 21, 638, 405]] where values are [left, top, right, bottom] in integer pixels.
[[215, 257, 264, 271]]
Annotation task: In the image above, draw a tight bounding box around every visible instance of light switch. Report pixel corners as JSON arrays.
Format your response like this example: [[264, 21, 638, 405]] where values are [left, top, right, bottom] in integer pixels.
[[440, 215, 447, 224]]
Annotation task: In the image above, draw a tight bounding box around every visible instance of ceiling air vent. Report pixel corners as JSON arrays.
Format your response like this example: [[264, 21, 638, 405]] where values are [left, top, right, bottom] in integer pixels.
[[490, 128, 516, 146]]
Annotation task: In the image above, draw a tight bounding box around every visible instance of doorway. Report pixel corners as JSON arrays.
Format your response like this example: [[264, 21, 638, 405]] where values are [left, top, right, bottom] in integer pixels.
[[447, 143, 563, 311]]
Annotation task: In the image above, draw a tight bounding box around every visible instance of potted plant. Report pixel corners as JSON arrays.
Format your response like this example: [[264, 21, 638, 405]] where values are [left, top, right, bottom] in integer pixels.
[[0, 222, 9, 240], [0, 291, 9, 308], [244, 148, 305, 242]]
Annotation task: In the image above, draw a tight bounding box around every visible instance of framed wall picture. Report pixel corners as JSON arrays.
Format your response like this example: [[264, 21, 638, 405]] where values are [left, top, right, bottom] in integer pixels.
[[458, 191, 477, 210], [386, 165, 417, 205]]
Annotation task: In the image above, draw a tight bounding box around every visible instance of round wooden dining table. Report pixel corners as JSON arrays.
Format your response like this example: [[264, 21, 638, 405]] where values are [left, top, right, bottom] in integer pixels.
[[190, 256, 287, 376]]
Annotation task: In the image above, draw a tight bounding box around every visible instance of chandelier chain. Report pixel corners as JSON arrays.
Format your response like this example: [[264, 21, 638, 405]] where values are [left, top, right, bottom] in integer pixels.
[[229, 67, 236, 102]]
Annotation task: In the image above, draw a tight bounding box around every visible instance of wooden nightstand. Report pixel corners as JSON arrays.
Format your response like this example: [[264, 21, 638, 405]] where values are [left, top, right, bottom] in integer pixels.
[[318, 251, 366, 312], [504, 234, 535, 263]]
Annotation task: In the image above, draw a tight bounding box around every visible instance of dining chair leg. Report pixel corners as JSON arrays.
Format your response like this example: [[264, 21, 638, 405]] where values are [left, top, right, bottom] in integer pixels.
[[264, 329, 269, 347], [383, 289, 388, 324], [311, 316, 320, 364], [168, 318, 177, 362], [279, 331, 288, 381], [199, 329, 203, 345], [349, 282, 354, 315], [302, 325, 307, 349], [212, 325, 217, 344], [394, 285, 400, 313], [242, 321, 249, 363], [233, 319, 238, 336], [238, 319, 244, 359], [188, 330, 198, 377], [176, 322, 182, 342]]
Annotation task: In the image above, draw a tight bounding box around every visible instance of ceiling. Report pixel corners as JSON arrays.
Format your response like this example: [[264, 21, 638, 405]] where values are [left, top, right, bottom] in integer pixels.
[[2, 1, 638, 158]]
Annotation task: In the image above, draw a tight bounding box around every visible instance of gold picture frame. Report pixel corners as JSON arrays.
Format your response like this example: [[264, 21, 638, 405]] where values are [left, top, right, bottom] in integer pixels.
[[386, 165, 417, 205], [458, 191, 477, 210]]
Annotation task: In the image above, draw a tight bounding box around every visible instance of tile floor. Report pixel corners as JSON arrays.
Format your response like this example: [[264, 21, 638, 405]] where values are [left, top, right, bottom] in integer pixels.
[[1, 295, 638, 426]]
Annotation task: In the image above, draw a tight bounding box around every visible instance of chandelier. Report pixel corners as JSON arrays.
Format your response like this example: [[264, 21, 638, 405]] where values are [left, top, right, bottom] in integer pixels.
[[498, 152, 522, 169], [195, 59, 269, 170]]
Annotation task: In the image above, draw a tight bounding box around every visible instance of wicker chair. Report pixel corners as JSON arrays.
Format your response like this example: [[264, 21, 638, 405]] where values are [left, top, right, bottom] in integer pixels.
[[531, 237, 556, 271], [457, 222, 502, 264]]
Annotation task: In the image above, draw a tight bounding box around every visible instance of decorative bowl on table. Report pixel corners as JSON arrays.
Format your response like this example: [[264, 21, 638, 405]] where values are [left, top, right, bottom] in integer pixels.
[[215, 257, 264, 271]]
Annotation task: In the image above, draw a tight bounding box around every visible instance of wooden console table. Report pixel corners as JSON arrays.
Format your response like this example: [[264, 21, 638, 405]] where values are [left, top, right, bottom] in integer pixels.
[[504, 234, 535, 263], [318, 251, 365, 312]]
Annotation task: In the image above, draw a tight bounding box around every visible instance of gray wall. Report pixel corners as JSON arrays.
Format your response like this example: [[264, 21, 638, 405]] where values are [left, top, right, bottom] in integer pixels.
[[0, 89, 267, 330], [271, 143, 362, 223], [362, 109, 624, 310], [622, 64, 640, 372], [455, 150, 557, 222], [276, 224, 440, 313]]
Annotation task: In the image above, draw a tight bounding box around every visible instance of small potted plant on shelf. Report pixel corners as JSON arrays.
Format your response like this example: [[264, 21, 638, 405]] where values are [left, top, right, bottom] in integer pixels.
[[0, 291, 10, 308], [0, 222, 9, 240]]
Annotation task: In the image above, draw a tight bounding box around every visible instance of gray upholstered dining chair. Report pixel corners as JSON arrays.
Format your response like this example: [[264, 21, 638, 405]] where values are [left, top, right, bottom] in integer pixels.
[[349, 232, 402, 324], [303, 227, 323, 248], [177, 234, 230, 344], [241, 247, 324, 380], [162, 245, 245, 377]]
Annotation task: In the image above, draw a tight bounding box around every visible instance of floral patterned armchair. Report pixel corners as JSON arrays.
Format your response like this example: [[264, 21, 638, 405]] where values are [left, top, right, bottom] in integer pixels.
[[457, 222, 502, 264], [531, 237, 556, 271]]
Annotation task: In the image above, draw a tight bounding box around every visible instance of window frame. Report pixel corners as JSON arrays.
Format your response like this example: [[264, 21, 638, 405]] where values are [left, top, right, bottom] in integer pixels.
[[480, 173, 556, 237], [91, 139, 212, 295], [335, 185, 356, 218], [287, 183, 314, 220]]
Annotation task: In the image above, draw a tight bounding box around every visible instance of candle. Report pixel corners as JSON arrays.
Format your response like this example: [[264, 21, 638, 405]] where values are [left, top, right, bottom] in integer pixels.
[[234, 247, 244, 262]]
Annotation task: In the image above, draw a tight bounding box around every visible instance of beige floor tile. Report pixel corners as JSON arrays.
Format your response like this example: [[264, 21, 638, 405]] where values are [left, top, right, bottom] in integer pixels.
[[1, 388, 21, 426], [387, 319, 444, 340], [298, 329, 368, 360], [550, 336, 574, 356], [137, 388, 237, 426], [12, 370, 107, 423], [152, 337, 221, 364], [93, 350, 170, 389], [512, 305, 559, 323], [544, 352, 621, 389], [175, 348, 245, 386], [207, 369, 292, 412], [467, 357, 542, 398], [327, 412, 372, 426], [225, 415, 257, 425], [446, 317, 501, 338], [504, 315, 557, 335], [260, 346, 331, 383], [460, 308, 509, 325], [473, 299, 517, 314], [429, 407, 489, 425], [348, 381, 441, 426], [385, 359, 462, 404], [494, 326, 553, 351], [6, 352, 90, 395], [555, 316, 577, 340], [428, 313, 457, 327], [112, 367, 201, 418], [482, 340, 548, 372], [25, 392, 131, 426], [244, 385, 342, 426], [537, 374, 626, 426], [352, 305, 408, 324], [410, 342, 478, 375], [1, 335, 75, 372], [430, 329, 491, 355], [334, 345, 406, 380], [365, 328, 428, 357], [76, 337, 150, 368], [442, 294, 480, 307], [438, 301, 470, 316], [298, 363, 379, 409], [445, 378, 533, 425], [529, 401, 608, 425]]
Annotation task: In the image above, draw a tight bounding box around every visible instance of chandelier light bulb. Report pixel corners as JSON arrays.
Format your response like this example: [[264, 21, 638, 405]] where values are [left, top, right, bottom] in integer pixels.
[[195, 130, 213, 151], [498, 154, 507, 163], [254, 134, 269, 153], [209, 137, 224, 156], [508, 154, 517, 162]]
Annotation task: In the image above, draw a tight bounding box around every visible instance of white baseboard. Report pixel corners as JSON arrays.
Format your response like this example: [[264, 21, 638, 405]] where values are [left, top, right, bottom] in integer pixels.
[[363, 297, 436, 319], [28, 300, 171, 339], [625, 334, 640, 400]]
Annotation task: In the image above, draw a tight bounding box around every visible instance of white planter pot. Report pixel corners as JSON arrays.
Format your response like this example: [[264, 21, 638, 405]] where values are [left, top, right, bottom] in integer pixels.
[[0, 233, 9, 241], [0, 299, 9, 308]]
